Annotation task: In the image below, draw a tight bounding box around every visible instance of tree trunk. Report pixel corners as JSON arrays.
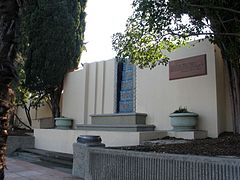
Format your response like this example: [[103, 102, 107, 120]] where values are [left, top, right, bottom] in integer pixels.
[[0, 0, 20, 179], [217, 37, 240, 134], [50, 83, 63, 118], [225, 61, 240, 133], [0, 85, 14, 179], [23, 103, 32, 126]]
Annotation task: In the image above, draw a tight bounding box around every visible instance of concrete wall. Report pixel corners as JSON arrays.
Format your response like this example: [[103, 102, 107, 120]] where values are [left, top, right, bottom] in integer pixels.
[[32, 40, 231, 140], [136, 40, 229, 137], [73, 145, 240, 180], [33, 40, 233, 154], [16, 104, 52, 129], [7, 135, 34, 155], [61, 60, 115, 127], [60, 40, 231, 137], [34, 129, 164, 154], [214, 46, 233, 132]]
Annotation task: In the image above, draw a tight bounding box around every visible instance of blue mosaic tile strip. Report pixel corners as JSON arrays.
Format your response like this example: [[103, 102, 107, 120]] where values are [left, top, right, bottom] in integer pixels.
[[114, 60, 136, 113], [120, 90, 133, 101], [119, 100, 133, 113], [122, 70, 134, 80], [122, 64, 134, 71], [121, 80, 133, 91]]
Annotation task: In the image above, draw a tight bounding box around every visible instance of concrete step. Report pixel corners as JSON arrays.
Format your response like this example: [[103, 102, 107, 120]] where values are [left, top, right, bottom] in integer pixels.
[[90, 113, 147, 125], [22, 148, 73, 162], [12, 148, 73, 173], [76, 124, 155, 132], [13, 152, 42, 163]]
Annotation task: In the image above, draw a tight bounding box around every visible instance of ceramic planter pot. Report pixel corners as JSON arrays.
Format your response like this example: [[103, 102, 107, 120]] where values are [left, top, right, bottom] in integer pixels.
[[55, 117, 73, 129], [169, 112, 198, 131]]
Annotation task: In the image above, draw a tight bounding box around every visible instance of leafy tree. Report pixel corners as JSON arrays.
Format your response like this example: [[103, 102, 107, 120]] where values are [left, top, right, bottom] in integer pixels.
[[113, 0, 240, 133], [13, 55, 45, 128], [21, 0, 87, 118], [0, 0, 86, 178]]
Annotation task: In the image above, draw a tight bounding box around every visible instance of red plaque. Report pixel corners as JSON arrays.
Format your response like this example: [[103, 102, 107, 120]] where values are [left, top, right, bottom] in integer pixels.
[[169, 54, 207, 80]]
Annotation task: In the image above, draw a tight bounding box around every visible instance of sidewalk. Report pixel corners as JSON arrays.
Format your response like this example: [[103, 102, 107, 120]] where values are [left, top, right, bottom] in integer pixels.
[[5, 158, 83, 180]]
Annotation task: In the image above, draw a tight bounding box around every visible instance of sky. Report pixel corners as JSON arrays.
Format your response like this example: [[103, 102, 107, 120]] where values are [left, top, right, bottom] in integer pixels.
[[80, 0, 133, 64]]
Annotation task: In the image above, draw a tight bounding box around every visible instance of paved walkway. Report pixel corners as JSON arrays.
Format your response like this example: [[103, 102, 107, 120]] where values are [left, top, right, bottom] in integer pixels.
[[5, 158, 83, 180]]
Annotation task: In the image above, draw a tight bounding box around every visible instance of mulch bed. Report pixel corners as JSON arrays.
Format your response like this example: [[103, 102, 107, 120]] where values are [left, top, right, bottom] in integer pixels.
[[115, 133, 240, 157]]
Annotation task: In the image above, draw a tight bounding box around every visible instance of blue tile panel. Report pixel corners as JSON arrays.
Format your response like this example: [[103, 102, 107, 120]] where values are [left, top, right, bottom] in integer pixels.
[[122, 70, 134, 80], [119, 63, 135, 113], [119, 100, 133, 113], [120, 90, 133, 101], [122, 63, 134, 71], [121, 80, 133, 91]]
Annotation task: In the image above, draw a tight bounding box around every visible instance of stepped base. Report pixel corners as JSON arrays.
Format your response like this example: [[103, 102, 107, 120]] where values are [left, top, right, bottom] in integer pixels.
[[90, 113, 147, 125], [76, 124, 155, 132], [168, 130, 208, 139], [12, 148, 73, 174]]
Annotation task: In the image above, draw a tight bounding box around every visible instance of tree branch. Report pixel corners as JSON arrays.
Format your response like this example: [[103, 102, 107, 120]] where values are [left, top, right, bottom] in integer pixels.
[[171, 32, 240, 38], [188, 4, 240, 14], [222, 18, 239, 24], [14, 112, 32, 130], [216, 13, 228, 33]]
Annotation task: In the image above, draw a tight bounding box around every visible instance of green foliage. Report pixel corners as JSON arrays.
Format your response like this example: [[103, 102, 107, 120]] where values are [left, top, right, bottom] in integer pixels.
[[112, 0, 240, 133], [13, 53, 46, 126], [112, 0, 240, 68], [18, 0, 87, 117], [21, 0, 86, 91], [173, 106, 189, 113]]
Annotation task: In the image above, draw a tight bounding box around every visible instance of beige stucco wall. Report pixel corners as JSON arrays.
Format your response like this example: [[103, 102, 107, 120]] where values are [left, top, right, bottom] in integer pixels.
[[34, 129, 140, 153], [33, 40, 234, 154], [61, 59, 115, 127], [34, 129, 166, 154], [16, 104, 52, 129], [30, 40, 231, 138], [136, 40, 229, 137], [214, 46, 233, 132]]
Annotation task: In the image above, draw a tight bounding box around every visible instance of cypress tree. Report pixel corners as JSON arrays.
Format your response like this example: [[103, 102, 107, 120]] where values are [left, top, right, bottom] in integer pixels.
[[22, 0, 87, 117]]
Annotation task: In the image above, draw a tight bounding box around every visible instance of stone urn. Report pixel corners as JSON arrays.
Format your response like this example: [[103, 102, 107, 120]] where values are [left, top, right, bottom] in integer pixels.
[[169, 108, 198, 131], [55, 117, 73, 129], [77, 135, 105, 147]]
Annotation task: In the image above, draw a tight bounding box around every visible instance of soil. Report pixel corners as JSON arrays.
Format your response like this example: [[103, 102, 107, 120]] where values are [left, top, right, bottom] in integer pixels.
[[115, 132, 240, 157]]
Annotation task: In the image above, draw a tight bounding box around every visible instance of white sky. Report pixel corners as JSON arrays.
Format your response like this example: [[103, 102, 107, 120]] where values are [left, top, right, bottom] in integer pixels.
[[80, 0, 133, 64]]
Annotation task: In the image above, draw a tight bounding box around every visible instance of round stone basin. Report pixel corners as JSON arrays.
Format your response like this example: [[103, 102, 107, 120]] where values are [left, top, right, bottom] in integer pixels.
[[77, 135, 102, 143], [169, 112, 198, 131], [55, 117, 73, 129], [77, 135, 105, 147]]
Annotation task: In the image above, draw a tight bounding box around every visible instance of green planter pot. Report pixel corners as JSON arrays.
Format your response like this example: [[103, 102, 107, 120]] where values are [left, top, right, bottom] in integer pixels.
[[55, 117, 73, 129], [169, 112, 198, 131]]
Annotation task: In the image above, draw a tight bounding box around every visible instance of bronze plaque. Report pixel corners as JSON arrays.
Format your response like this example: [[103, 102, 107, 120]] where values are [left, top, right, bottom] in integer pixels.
[[169, 54, 207, 80]]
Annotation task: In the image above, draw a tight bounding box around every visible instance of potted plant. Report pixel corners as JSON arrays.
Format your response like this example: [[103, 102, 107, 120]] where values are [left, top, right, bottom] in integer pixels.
[[54, 116, 73, 129], [169, 106, 198, 131]]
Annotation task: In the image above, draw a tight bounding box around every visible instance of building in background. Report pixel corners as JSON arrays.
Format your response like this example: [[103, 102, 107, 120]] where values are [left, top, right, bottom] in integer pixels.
[[25, 40, 232, 154]]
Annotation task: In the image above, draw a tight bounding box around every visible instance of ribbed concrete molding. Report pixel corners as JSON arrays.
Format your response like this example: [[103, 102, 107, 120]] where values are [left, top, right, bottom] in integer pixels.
[[73, 144, 240, 180]]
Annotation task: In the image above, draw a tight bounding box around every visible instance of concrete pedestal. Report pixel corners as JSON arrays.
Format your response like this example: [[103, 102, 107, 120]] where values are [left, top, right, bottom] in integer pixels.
[[167, 130, 207, 139]]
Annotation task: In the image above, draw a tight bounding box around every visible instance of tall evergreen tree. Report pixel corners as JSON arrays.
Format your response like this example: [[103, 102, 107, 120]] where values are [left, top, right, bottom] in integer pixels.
[[21, 0, 87, 118], [0, 0, 86, 178]]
